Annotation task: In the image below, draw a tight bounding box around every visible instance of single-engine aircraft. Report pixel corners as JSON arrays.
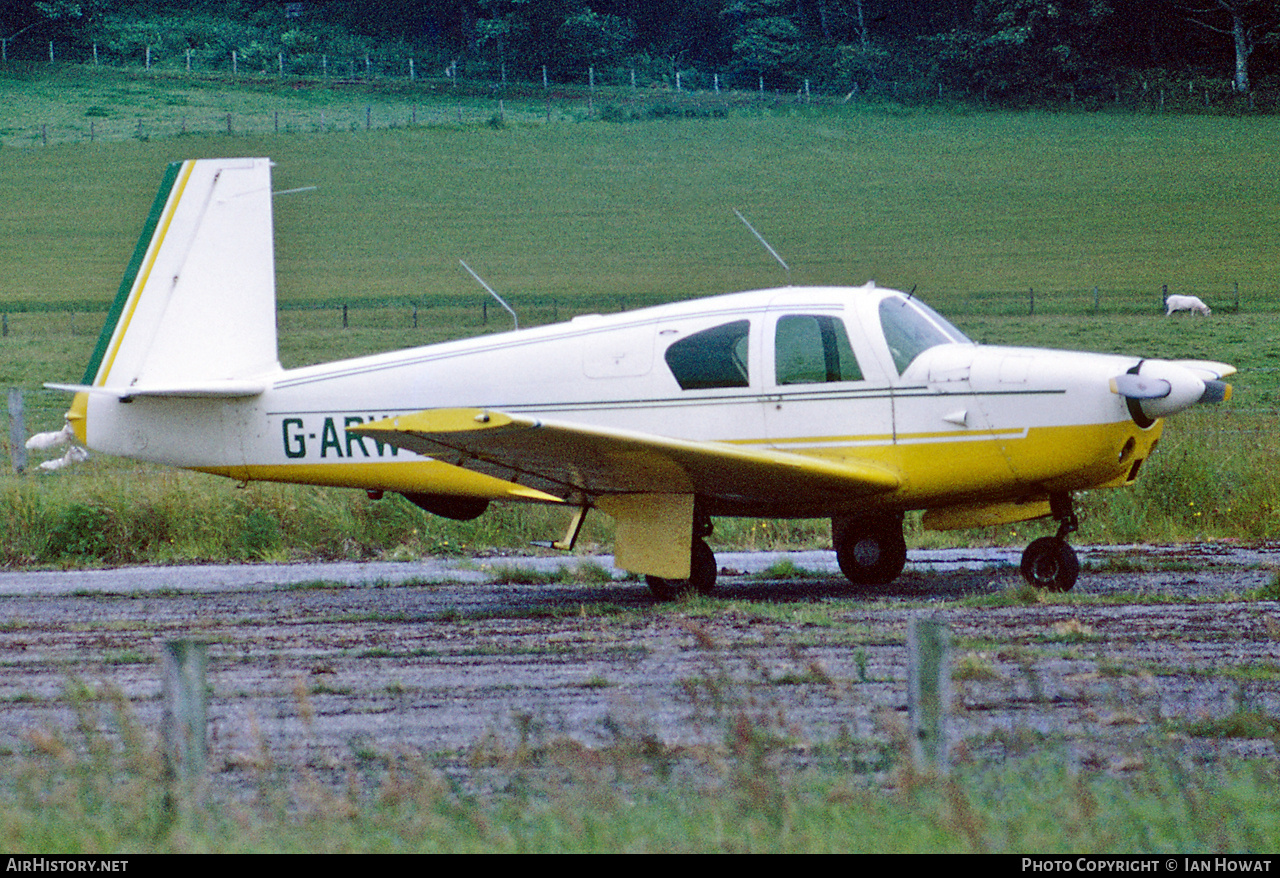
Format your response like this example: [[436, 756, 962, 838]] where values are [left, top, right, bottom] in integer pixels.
[[40, 158, 1235, 597]]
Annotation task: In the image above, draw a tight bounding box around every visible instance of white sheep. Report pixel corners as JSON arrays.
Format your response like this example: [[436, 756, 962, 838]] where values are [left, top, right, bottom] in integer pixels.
[[1165, 294, 1211, 316]]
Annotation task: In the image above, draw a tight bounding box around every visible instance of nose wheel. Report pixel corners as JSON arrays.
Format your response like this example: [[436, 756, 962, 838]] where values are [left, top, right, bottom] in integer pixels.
[[1020, 493, 1080, 591]]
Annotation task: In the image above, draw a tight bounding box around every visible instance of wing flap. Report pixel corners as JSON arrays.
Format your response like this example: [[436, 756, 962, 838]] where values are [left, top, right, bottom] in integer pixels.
[[351, 408, 901, 506]]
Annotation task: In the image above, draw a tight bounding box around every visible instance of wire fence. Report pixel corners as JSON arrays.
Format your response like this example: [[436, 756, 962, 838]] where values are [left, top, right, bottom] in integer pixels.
[[4, 34, 1280, 149], [5, 33, 1277, 108]]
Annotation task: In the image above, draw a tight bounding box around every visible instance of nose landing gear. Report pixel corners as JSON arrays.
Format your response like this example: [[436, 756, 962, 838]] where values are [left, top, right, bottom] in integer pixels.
[[1019, 493, 1080, 592]]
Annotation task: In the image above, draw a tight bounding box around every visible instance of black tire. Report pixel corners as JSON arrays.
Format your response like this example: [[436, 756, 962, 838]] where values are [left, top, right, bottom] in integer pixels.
[[645, 538, 717, 600], [1020, 536, 1079, 591], [835, 519, 908, 586]]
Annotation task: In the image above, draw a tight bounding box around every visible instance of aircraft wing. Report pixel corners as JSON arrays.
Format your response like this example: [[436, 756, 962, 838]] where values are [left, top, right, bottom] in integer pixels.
[[351, 408, 901, 508]]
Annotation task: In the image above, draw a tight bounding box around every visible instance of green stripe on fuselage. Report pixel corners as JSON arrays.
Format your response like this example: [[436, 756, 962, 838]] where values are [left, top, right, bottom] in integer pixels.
[[81, 160, 185, 385]]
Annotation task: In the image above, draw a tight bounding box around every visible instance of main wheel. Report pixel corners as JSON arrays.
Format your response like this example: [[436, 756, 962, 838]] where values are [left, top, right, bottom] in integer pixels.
[[1020, 536, 1079, 591], [835, 518, 907, 586], [645, 538, 717, 600]]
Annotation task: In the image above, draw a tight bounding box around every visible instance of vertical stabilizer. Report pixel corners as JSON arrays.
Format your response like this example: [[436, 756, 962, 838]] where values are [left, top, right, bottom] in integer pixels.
[[84, 158, 281, 390]]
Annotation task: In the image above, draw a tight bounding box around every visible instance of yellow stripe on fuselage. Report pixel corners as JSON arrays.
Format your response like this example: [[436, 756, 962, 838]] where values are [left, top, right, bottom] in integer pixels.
[[193, 458, 562, 503], [97, 160, 196, 387]]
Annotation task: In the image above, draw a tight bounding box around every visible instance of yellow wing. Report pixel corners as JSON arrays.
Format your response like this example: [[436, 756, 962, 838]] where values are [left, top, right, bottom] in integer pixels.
[[351, 408, 901, 513]]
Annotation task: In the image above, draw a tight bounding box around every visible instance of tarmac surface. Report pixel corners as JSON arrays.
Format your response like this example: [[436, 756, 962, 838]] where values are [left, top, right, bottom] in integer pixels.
[[0, 544, 1276, 794]]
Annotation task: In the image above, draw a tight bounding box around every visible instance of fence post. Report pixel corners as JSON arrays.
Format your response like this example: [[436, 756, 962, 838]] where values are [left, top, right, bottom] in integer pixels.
[[1093, 285, 1100, 314], [1028, 287, 1035, 316], [161, 639, 208, 806], [908, 617, 952, 775], [8, 389, 26, 475]]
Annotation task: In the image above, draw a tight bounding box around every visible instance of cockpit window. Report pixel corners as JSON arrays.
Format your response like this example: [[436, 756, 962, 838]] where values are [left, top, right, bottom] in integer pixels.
[[878, 296, 971, 374], [775, 315, 863, 385], [664, 320, 751, 390]]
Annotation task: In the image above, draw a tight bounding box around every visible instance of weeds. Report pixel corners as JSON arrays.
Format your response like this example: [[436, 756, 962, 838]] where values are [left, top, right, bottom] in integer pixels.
[[1181, 709, 1280, 740], [4, 645, 1280, 852]]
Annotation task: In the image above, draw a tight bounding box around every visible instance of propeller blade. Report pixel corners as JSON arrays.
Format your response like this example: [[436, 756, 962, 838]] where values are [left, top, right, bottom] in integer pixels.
[[1110, 373, 1171, 400]]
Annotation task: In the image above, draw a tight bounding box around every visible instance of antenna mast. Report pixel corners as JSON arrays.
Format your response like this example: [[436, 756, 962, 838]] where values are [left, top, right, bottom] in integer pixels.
[[460, 260, 519, 331], [734, 209, 791, 284]]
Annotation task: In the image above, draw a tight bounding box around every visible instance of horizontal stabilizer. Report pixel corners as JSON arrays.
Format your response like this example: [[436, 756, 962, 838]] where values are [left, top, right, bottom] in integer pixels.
[[46, 380, 266, 400], [352, 407, 902, 507]]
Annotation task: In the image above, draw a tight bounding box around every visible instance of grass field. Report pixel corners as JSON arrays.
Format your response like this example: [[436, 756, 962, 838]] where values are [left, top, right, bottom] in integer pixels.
[[1, 65, 1279, 560]]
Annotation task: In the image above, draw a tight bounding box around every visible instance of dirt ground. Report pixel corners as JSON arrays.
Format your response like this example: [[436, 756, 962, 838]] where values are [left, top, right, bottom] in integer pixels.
[[0, 545, 1277, 792]]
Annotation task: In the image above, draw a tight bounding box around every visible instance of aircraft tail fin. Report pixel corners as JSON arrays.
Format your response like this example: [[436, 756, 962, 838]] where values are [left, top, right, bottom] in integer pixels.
[[82, 158, 281, 391]]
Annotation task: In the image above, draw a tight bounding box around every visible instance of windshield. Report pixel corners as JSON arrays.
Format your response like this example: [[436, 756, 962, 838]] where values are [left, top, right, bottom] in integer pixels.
[[878, 296, 971, 374]]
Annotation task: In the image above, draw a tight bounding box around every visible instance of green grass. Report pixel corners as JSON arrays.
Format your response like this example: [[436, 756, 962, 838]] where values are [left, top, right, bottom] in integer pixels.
[[3, 682, 1278, 852]]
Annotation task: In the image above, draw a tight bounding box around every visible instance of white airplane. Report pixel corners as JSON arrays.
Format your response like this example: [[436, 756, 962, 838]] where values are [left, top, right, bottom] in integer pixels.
[[41, 158, 1235, 597]]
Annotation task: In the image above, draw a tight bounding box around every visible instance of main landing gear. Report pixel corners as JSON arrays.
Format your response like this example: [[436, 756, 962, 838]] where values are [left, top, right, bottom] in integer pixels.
[[1019, 493, 1080, 592], [645, 512, 717, 600], [833, 513, 908, 586]]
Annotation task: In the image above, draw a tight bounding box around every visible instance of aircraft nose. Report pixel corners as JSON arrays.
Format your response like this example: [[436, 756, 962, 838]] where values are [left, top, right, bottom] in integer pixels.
[[1110, 359, 1232, 425]]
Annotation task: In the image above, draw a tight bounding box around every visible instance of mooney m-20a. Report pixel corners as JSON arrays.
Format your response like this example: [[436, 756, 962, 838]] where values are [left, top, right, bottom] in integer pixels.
[[41, 158, 1235, 597]]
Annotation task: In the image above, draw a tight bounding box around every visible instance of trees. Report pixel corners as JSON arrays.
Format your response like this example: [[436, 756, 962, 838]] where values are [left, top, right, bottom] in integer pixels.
[[930, 0, 1116, 101], [1, 0, 1277, 102], [1183, 0, 1280, 91]]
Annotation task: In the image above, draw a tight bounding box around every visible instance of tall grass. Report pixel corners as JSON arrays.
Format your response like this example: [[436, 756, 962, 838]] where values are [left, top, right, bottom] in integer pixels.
[[3, 674, 1277, 852], [0, 460, 623, 566]]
